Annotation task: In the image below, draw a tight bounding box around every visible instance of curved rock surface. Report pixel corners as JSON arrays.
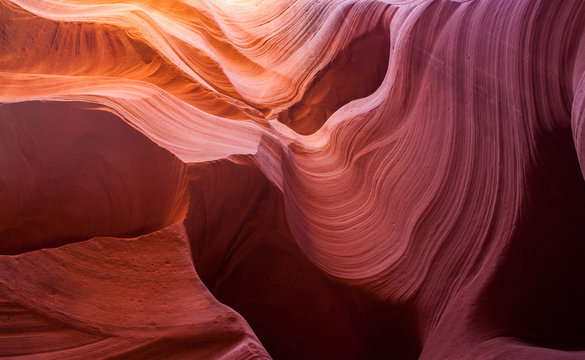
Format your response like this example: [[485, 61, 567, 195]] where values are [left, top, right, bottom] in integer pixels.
[[0, 223, 269, 359], [2, 0, 585, 358]]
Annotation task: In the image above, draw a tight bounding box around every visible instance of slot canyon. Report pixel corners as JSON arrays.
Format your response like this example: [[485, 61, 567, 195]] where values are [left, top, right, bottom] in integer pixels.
[[1, 0, 585, 358]]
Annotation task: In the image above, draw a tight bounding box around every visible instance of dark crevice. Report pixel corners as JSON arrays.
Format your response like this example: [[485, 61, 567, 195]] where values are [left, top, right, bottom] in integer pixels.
[[184, 160, 420, 360], [474, 126, 585, 351], [278, 26, 390, 135]]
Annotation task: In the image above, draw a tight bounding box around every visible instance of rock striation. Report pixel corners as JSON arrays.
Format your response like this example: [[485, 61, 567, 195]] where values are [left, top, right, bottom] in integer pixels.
[[1, 0, 585, 358]]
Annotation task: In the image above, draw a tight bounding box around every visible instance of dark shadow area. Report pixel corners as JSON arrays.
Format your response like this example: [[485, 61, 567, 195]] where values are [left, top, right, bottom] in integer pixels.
[[0, 101, 188, 254], [278, 26, 390, 135], [474, 127, 585, 350], [184, 159, 420, 360]]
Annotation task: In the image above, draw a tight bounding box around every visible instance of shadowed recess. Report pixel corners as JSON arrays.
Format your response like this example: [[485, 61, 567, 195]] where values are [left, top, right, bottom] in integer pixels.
[[184, 160, 420, 360], [0, 101, 189, 254], [475, 127, 585, 351], [278, 25, 390, 135]]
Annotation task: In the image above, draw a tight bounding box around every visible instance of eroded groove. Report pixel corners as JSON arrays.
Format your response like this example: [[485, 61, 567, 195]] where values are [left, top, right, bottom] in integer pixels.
[[278, 26, 390, 135]]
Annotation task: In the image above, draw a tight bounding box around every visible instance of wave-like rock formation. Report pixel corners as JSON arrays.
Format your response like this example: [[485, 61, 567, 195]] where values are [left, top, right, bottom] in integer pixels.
[[1, 0, 585, 358]]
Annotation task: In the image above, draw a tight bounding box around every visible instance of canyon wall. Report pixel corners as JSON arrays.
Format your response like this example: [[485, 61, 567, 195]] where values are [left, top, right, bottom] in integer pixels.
[[1, 0, 585, 358]]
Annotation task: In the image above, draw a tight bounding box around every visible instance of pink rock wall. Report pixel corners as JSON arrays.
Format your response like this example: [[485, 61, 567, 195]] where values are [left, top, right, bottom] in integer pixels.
[[1, 0, 585, 359]]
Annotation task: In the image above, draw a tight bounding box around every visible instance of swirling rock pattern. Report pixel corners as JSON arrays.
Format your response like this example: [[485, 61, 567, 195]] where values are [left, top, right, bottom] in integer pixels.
[[1, 0, 585, 359]]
